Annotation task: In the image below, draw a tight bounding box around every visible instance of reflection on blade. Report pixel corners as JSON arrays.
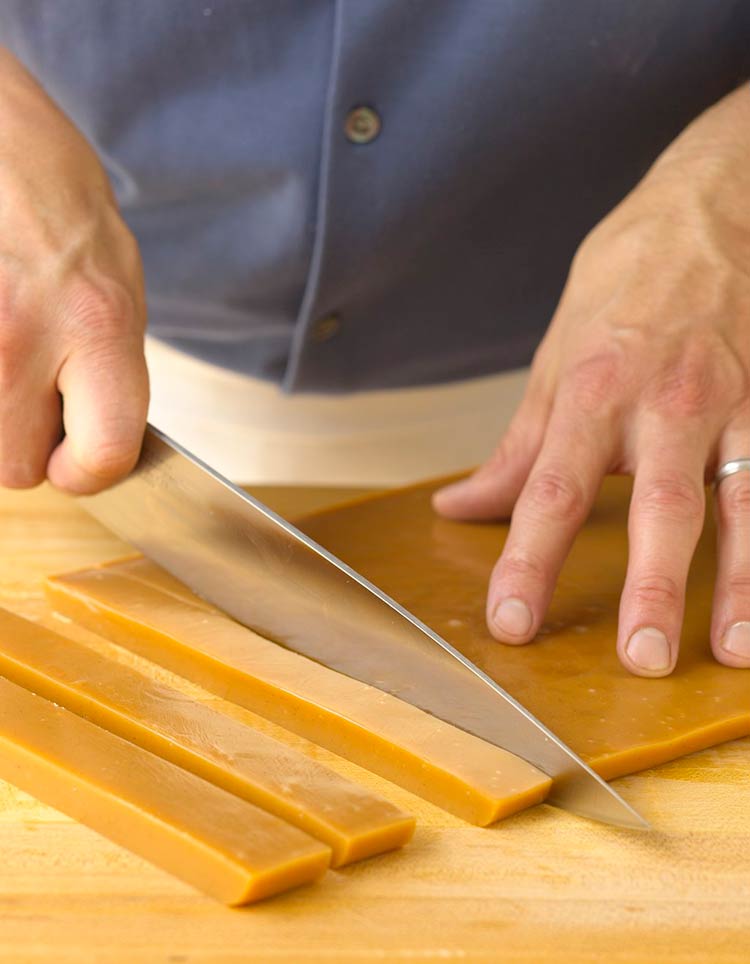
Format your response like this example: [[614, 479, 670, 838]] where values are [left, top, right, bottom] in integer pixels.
[[80, 425, 648, 830]]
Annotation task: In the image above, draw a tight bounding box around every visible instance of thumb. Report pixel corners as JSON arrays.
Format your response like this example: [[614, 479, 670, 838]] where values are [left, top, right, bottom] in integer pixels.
[[47, 336, 149, 494], [432, 391, 550, 521]]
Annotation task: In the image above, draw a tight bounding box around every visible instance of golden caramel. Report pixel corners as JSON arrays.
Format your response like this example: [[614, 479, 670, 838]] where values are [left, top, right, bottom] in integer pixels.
[[46, 565, 551, 825], [298, 475, 750, 779], [0, 606, 414, 866], [0, 674, 330, 905]]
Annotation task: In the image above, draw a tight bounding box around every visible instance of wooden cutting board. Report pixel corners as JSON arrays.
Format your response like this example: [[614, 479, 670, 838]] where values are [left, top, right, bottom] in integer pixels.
[[0, 482, 747, 963]]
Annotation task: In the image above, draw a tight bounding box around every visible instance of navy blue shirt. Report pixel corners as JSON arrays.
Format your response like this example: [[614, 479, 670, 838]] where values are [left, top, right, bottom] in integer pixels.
[[1, 1, 747, 391]]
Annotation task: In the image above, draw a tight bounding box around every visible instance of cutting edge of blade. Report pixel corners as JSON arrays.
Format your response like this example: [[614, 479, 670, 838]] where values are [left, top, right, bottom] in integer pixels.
[[380, 602, 650, 830], [107, 426, 650, 829], [545, 788, 650, 830]]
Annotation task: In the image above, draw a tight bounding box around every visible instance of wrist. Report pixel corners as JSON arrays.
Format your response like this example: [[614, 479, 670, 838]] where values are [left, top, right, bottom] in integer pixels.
[[643, 86, 750, 221]]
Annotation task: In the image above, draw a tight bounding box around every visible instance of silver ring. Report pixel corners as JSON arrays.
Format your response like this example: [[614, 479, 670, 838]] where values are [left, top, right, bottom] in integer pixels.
[[714, 458, 750, 490]]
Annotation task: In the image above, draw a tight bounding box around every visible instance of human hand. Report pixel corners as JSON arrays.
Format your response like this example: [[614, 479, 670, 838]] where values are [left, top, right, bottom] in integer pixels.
[[0, 48, 148, 494], [434, 85, 750, 676]]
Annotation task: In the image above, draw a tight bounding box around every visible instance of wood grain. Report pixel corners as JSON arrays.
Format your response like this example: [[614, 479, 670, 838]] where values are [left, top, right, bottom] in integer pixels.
[[0, 483, 747, 963]]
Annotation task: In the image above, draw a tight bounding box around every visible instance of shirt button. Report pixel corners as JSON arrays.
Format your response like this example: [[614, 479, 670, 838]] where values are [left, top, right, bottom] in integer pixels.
[[311, 313, 342, 343], [344, 106, 381, 144]]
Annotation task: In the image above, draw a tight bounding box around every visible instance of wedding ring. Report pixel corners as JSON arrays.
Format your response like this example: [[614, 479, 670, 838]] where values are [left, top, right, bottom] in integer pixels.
[[714, 458, 750, 491]]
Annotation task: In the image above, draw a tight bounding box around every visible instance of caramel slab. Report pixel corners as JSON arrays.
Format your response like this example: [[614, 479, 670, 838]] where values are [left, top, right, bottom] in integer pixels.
[[46, 569, 551, 825], [0, 676, 330, 905], [296, 475, 750, 779], [0, 606, 414, 866]]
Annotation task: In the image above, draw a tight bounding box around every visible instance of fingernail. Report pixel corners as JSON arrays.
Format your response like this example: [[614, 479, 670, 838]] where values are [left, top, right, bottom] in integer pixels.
[[721, 621, 750, 659], [492, 597, 533, 638], [625, 627, 671, 672]]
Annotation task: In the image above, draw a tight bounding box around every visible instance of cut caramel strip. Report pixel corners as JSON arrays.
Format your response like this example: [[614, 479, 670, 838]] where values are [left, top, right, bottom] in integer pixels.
[[46, 567, 552, 825], [0, 675, 330, 904], [108, 555, 216, 610], [0, 606, 414, 866]]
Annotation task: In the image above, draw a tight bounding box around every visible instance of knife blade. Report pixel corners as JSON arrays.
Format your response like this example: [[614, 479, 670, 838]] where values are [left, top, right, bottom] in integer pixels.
[[79, 424, 648, 829]]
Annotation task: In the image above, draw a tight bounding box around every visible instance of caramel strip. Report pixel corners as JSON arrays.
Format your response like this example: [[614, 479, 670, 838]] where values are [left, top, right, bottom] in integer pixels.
[[47, 565, 551, 824], [0, 606, 414, 866], [0, 675, 330, 904]]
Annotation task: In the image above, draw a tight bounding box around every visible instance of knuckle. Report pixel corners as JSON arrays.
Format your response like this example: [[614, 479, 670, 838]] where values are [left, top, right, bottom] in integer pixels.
[[64, 278, 135, 340], [106, 215, 144, 278], [637, 473, 705, 524], [119, 224, 143, 266], [724, 570, 750, 600], [646, 343, 718, 418], [630, 573, 682, 609], [564, 351, 629, 415], [499, 551, 547, 583], [75, 424, 142, 482], [524, 468, 587, 524]]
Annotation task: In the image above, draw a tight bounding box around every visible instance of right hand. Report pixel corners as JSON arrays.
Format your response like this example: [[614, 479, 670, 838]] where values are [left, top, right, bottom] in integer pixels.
[[0, 48, 148, 494]]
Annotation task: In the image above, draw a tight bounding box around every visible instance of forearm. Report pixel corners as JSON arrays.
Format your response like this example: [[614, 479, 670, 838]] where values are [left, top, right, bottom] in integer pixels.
[[0, 46, 115, 230], [0, 45, 148, 495]]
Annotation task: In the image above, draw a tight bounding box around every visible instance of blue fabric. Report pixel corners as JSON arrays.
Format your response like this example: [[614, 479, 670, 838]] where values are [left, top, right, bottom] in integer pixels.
[[1, 1, 748, 391]]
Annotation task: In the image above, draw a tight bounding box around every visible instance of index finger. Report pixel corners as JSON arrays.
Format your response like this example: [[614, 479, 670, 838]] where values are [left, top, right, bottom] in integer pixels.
[[47, 332, 149, 494]]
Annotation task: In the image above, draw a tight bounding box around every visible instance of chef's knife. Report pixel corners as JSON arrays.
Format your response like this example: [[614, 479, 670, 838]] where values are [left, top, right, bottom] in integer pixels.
[[79, 424, 648, 829]]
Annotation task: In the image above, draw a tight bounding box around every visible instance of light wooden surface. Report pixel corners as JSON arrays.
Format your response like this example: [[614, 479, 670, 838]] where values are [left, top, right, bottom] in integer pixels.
[[0, 483, 747, 964]]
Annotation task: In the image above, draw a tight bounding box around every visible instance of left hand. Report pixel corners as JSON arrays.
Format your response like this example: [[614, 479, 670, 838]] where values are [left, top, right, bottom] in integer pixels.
[[433, 85, 750, 677]]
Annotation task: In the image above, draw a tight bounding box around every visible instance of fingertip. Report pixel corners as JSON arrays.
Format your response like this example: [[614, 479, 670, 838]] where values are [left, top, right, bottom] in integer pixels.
[[713, 621, 750, 669], [620, 660, 674, 679], [433, 471, 518, 521], [487, 597, 536, 644], [431, 478, 475, 517], [620, 627, 676, 678]]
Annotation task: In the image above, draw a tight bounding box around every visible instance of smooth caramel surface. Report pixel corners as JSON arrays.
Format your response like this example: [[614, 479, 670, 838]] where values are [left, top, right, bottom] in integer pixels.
[[0, 605, 414, 867], [0, 675, 330, 905], [46, 568, 551, 825], [298, 476, 750, 779]]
